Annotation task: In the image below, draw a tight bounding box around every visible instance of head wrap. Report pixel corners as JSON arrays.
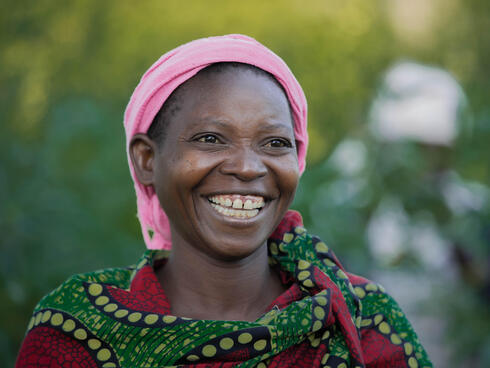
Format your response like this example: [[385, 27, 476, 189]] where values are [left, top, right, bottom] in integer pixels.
[[124, 34, 308, 249]]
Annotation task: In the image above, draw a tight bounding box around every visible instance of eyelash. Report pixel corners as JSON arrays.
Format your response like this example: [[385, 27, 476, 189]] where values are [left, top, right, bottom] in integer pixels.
[[265, 138, 292, 148], [195, 134, 222, 144], [193, 134, 292, 149]]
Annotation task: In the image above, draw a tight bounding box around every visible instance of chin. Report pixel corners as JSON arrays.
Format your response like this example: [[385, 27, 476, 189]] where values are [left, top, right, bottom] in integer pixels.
[[202, 237, 268, 263]]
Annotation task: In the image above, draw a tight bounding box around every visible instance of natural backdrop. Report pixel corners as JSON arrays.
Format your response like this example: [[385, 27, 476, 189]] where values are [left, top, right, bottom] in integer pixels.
[[1, 1, 489, 366]]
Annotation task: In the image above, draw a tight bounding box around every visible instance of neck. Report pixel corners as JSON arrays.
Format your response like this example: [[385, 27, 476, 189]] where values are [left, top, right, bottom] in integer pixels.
[[156, 240, 285, 322]]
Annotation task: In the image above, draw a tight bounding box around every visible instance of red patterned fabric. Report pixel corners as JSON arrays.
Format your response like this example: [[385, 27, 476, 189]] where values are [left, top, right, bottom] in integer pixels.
[[361, 329, 407, 367], [16, 327, 97, 368], [270, 210, 303, 240], [17, 221, 432, 367], [107, 265, 171, 314]]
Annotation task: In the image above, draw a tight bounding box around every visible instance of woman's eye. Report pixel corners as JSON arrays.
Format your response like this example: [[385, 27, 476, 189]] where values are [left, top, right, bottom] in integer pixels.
[[265, 138, 291, 148], [196, 134, 220, 144]]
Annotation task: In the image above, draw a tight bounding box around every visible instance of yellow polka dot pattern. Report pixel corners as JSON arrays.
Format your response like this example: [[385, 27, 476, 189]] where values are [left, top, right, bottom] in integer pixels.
[[298, 270, 310, 281], [282, 233, 294, 243], [238, 332, 253, 344], [297, 260, 310, 270], [144, 314, 158, 325], [312, 320, 323, 332], [84, 282, 187, 331], [354, 287, 366, 299], [88, 283, 103, 296], [95, 296, 109, 306], [88, 338, 102, 350], [128, 312, 142, 323], [97, 348, 111, 361], [26, 308, 118, 366], [310, 336, 321, 347], [253, 339, 267, 351], [294, 226, 306, 234], [163, 315, 177, 323], [314, 306, 325, 320], [62, 319, 76, 332], [114, 309, 128, 318], [315, 241, 329, 253], [365, 283, 378, 292], [202, 344, 217, 357], [379, 321, 390, 334], [361, 318, 372, 327], [408, 357, 419, 368], [302, 279, 314, 288], [404, 342, 413, 355], [178, 328, 274, 364], [315, 295, 327, 306], [74, 328, 87, 340], [51, 313, 63, 326], [103, 303, 118, 313], [219, 337, 234, 350], [23, 231, 429, 367], [41, 310, 51, 323], [356, 312, 421, 366], [391, 333, 402, 345], [336, 269, 348, 280], [321, 353, 329, 364]]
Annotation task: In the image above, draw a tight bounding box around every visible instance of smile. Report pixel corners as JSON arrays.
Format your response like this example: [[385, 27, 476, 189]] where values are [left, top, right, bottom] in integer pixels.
[[208, 194, 265, 219]]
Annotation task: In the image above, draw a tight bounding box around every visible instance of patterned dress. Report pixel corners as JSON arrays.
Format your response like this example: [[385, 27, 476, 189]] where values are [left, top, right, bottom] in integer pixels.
[[16, 224, 432, 367]]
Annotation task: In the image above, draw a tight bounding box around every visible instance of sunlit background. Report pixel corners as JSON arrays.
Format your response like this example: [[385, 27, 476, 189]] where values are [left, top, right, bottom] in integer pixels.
[[1, 1, 489, 366]]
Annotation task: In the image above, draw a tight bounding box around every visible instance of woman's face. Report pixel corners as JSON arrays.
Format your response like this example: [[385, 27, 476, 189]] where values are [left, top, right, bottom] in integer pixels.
[[148, 68, 299, 261]]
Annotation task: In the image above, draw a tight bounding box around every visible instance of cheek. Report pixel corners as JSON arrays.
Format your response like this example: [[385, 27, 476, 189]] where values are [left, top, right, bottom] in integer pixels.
[[275, 157, 300, 201], [167, 152, 221, 190]]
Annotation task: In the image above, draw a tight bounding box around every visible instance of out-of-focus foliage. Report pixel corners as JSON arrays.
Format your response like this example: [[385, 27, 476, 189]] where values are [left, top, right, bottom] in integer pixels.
[[0, 0, 488, 366]]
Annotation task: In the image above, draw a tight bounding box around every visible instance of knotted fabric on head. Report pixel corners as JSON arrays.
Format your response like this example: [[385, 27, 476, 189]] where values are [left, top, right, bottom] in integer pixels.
[[124, 34, 308, 250]]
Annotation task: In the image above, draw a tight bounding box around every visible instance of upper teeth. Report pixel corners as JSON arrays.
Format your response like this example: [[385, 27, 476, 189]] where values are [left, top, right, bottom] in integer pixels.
[[208, 195, 265, 210]]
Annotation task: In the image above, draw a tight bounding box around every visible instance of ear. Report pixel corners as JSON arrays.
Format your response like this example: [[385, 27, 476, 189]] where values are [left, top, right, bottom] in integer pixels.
[[129, 134, 158, 186]]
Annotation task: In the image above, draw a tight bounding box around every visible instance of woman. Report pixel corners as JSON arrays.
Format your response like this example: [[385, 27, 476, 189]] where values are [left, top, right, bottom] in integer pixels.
[[17, 35, 432, 367]]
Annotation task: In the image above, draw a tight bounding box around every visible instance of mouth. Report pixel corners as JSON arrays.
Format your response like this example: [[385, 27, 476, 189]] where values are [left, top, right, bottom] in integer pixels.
[[208, 194, 266, 219]]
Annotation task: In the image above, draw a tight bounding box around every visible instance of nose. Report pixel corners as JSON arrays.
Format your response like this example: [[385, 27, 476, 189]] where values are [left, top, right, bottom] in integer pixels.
[[219, 147, 267, 181]]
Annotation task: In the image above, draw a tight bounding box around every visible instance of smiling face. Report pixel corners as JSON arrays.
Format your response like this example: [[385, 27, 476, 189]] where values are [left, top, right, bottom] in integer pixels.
[[131, 67, 299, 261]]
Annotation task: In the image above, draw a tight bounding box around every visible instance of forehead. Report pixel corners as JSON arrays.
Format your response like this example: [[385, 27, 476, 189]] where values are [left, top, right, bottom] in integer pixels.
[[175, 67, 293, 124]]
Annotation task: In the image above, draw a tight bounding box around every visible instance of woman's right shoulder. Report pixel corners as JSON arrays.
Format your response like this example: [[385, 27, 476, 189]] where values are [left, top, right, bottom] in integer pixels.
[[32, 265, 135, 316], [16, 265, 137, 367]]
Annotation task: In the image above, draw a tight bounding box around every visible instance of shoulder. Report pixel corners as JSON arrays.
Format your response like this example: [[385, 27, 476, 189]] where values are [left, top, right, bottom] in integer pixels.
[[272, 225, 432, 366], [16, 265, 134, 368], [33, 265, 135, 314]]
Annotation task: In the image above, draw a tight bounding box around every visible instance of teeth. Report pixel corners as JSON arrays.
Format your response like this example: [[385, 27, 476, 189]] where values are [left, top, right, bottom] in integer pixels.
[[211, 203, 259, 219], [208, 195, 265, 209]]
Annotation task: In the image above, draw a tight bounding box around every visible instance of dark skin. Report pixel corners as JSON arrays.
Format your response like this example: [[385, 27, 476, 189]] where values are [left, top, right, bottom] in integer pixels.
[[129, 68, 299, 321]]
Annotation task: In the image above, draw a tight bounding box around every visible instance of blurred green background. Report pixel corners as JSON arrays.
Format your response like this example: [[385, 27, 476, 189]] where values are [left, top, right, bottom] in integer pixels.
[[1, 0, 489, 366]]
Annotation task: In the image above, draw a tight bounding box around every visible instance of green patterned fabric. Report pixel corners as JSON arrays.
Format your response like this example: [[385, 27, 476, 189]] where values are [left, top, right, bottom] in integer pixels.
[[18, 226, 432, 367]]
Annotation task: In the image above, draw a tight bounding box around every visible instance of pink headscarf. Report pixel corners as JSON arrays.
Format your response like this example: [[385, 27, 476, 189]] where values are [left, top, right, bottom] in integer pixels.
[[124, 34, 308, 250]]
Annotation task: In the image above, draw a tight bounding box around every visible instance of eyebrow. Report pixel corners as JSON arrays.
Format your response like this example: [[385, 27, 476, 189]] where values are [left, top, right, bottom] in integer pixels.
[[257, 121, 294, 133], [190, 117, 294, 133]]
